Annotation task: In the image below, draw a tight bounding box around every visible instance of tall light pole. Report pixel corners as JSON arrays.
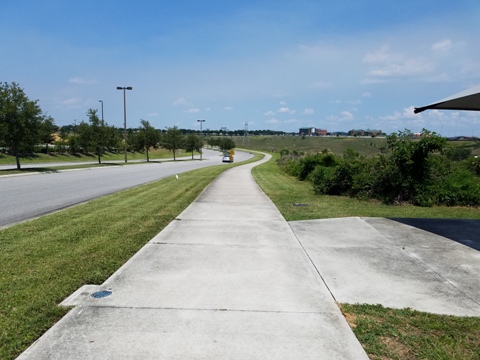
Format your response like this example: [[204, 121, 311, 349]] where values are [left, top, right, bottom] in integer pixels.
[[98, 100, 104, 122], [197, 119, 205, 133], [116, 86, 132, 163], [197, 119, 205, 160]]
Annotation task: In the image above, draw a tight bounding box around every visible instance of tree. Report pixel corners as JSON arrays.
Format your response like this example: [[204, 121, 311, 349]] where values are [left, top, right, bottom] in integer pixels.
[[38, 115, 56, 155], [0, 82, 44, 169], [184, 133, 203, 159], [162, 126, 184, 160], [76, 109, 117, 164], [218, 137, 235, 152], [137, 120, 160, 162]]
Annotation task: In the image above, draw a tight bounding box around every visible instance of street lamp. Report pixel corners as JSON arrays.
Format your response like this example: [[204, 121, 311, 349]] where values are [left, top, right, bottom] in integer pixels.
[[98, 100, 104, 122], [116, 86, 132, 162], [197, 119, 205, 133], [197, 119, 205, 160]]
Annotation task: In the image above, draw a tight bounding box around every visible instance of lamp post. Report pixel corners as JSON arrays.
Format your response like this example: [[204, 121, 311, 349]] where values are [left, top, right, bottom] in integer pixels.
[[116, 86, 132, 162], [98, 100, 104, 122], [197, 119, 205, 160], [197, 119, 205, 133]]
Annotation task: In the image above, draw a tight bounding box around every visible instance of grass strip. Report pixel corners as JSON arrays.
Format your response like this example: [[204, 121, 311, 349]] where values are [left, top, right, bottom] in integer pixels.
[[0, 160, 197, 176], [252, 153, 480, 220], [0, 148, 196, 165], [0, 152, 262, 360], [340, 304, 480, 360]]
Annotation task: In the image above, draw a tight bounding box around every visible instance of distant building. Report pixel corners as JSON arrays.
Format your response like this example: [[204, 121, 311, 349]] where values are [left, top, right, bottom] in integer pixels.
[[299, 127, 327, 136], [348, 129, 382, 137]]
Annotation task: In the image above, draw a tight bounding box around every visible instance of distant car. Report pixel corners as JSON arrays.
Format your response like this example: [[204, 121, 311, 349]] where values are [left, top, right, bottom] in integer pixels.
[[222, 156, 233, 163]]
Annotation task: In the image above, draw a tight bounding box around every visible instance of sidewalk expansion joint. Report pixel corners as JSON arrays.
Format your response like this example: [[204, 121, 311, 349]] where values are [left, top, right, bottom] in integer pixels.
[[288, 223, 338, 303], [88, 305, 337, 315]]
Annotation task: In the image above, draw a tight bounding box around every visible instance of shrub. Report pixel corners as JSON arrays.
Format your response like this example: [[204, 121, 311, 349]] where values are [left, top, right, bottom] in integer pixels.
[[297, 153, 338, 181], [445, 146, 472, 161], [430, 166, 480, 206], [311, 166, 337, 194]]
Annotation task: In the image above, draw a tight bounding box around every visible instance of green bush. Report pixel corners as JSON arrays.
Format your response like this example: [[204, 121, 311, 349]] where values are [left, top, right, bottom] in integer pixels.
[[279, 130, 480, 207], [297, 152, 337, 181], [430, 166, 480, 206], [445, 146, 472, 161]]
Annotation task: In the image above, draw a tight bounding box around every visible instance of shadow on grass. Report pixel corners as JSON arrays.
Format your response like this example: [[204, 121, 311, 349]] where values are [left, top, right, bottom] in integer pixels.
[[391, 218, 480, 251]]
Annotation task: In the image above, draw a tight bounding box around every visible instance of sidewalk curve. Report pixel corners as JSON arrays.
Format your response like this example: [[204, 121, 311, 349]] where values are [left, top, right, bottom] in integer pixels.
[[18, 154, 368, 359]]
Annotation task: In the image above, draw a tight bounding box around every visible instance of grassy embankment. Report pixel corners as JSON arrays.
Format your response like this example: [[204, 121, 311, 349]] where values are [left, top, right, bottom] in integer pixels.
[[0, 153, 262, 360], [233, 134, 480, 157], [251, 153, 480, 360]]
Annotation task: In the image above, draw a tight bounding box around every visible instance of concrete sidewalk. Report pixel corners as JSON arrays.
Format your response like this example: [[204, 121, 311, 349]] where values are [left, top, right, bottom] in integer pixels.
[[18, 155, 369, 359]]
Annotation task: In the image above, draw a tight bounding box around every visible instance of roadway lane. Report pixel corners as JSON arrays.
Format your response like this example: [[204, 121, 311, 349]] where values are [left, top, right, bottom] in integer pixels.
[[0, 149, 253, 228]]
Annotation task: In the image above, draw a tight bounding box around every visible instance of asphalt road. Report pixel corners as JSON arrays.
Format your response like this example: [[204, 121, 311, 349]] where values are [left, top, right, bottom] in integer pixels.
[[0, 149, 253, 228]]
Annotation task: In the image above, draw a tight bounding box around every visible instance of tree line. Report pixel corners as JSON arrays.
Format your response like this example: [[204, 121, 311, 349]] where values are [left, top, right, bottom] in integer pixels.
[[1, 82, 236, 169]]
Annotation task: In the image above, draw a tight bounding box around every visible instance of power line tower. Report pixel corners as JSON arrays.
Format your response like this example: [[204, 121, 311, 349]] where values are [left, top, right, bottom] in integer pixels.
[[242, 121, 249, 146]]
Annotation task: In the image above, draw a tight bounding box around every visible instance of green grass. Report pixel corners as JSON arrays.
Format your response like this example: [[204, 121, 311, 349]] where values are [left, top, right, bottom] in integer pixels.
[[0, 153, 262, 360], [340, 304, 480, 360], [235, 135, 386, 156], [235, 135, 480, 157], [0, 148, 196, 166], [0, 160, 191, 176], [252, 153, 480, 220]]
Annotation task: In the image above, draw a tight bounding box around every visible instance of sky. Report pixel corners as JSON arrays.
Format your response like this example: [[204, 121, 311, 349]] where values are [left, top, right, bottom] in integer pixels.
[[1, 0, 480, 137]]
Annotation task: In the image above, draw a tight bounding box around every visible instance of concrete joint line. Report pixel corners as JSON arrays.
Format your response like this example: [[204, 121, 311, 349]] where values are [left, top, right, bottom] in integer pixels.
[[89, 305, 336, 315], [287, 223, 338, 303]]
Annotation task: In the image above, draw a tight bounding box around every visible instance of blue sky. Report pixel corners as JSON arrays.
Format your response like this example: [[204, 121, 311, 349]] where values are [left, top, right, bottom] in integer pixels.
[[1, 0, 480, 136]]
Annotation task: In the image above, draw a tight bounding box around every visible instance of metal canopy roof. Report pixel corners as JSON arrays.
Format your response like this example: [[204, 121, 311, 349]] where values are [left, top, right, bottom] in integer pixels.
[[414, 85, 480, 114]]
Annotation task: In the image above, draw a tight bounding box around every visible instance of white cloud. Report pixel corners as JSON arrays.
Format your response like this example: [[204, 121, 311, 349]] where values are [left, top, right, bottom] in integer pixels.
[[362, 92, 371, 98], [363, 45, 434, 82], [60, 97, 83, 109], [284, 118, 300, 124], [147, 112, 158, 117], [431, 39, 452, 53], [266, 118, 280, 124], [264, 110, 275, 116], [363, 45, 391, 64], [347, 100, 362, 105], [68, 77, 97, 84], [279, 101, 287, 105], [304, 108, 314, 114], [172, 97, 189, 106], [341, 111, 354, 120], [223, 106, 234, 111], [205, 107, 211, 112], [185, 108, 200, 113], [278, 107, 295, 114], [403, 106, 417, 118]]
